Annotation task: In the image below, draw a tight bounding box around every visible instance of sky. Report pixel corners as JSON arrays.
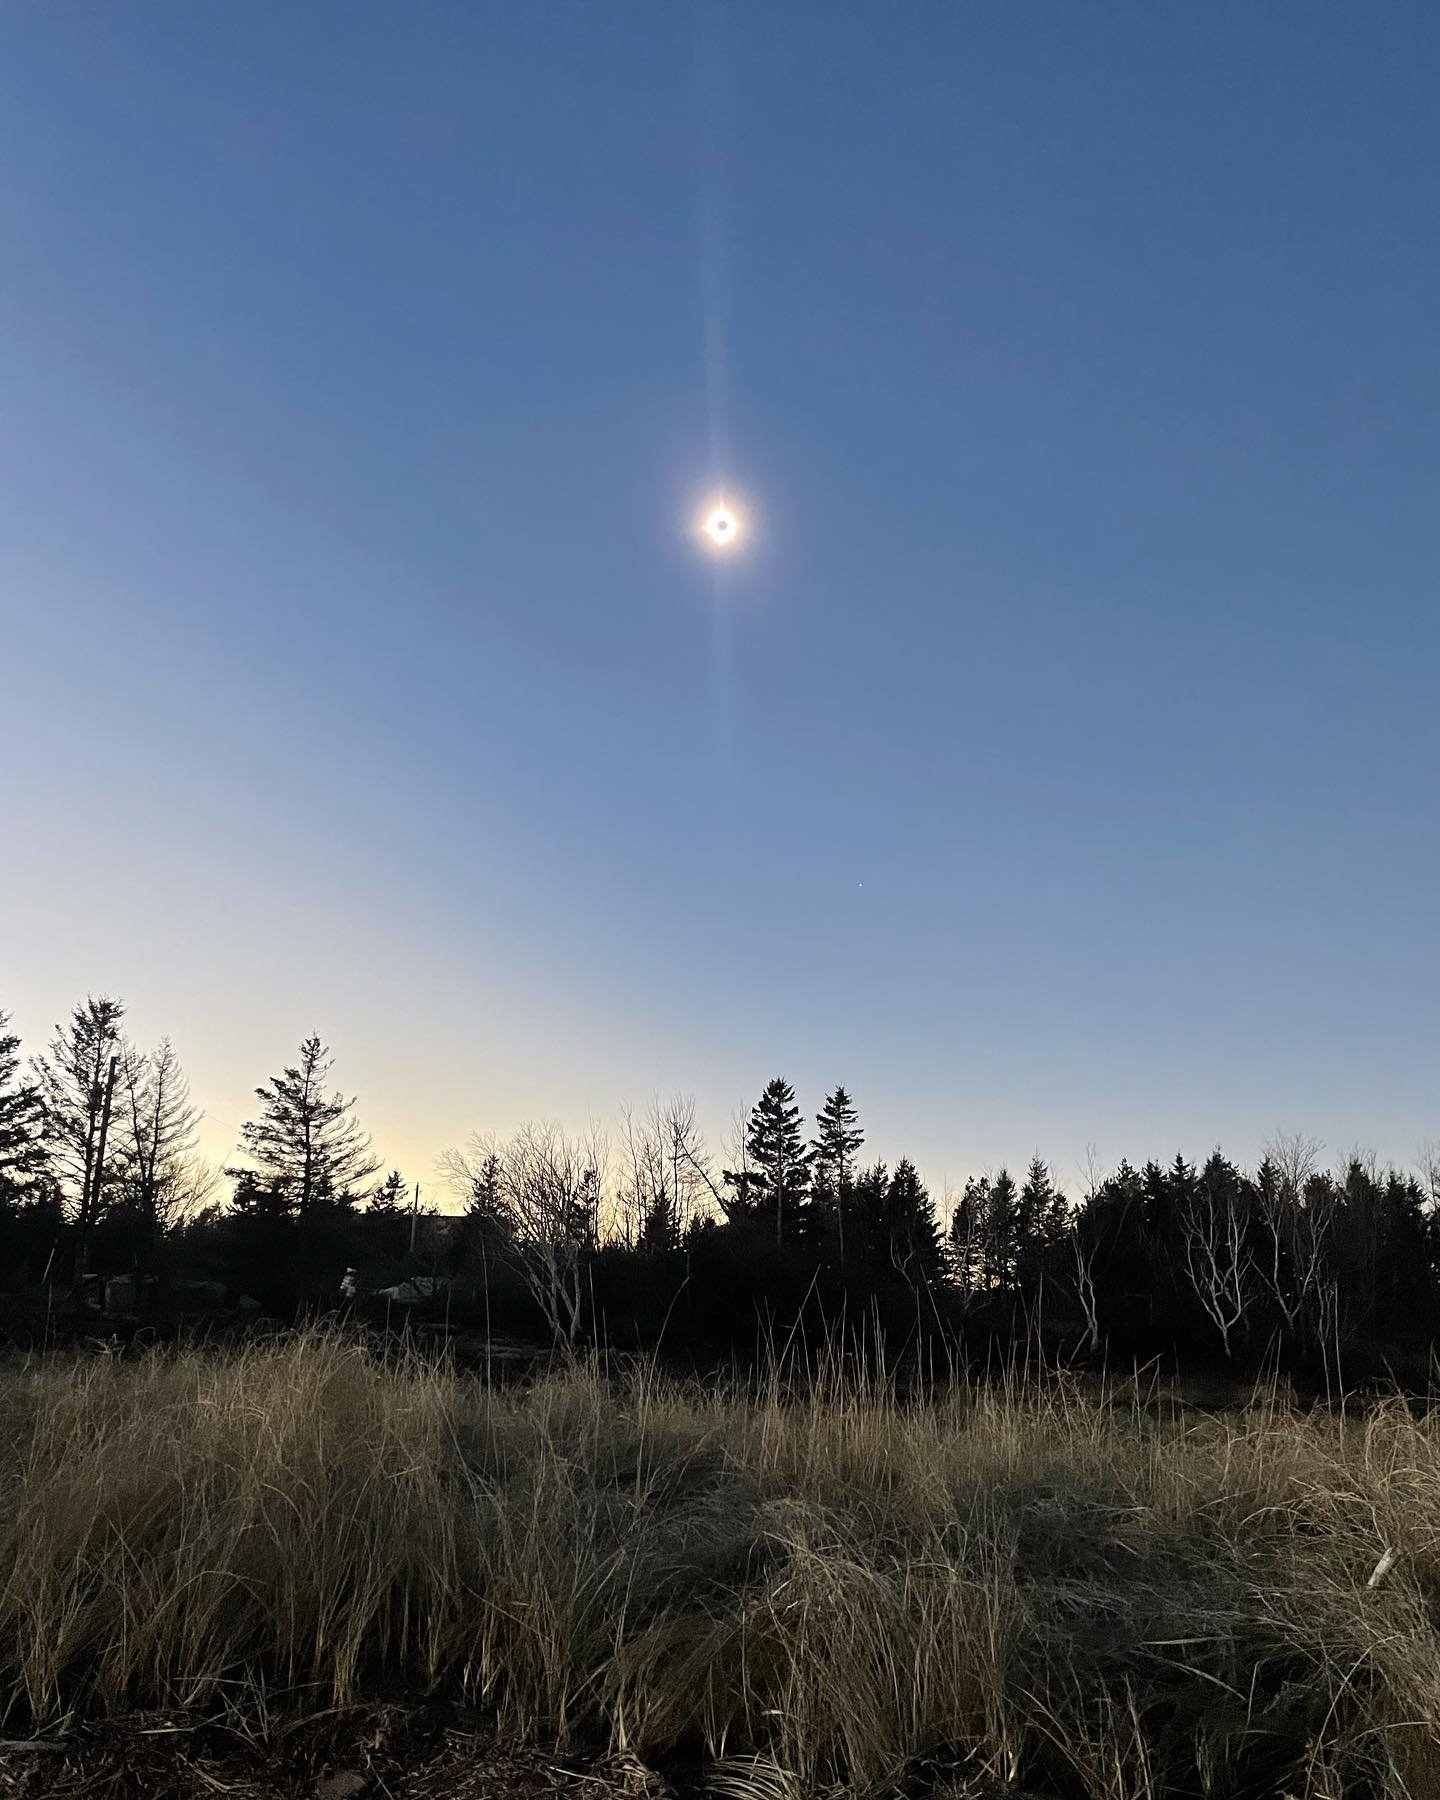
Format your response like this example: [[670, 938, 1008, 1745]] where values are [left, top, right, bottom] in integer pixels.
[[4, 4, 1439, 1200]]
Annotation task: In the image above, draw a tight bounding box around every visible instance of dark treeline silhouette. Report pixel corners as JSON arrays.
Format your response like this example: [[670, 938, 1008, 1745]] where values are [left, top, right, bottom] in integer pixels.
[[3, 996, 1438, 1384]]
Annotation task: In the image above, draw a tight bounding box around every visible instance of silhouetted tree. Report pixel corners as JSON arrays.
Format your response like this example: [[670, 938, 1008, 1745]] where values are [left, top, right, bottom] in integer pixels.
[[812, 1086, 863, 1263], [0, 1010, 48, 1204], [638, 1180, 680, 1255], [1071, 1158, 1150, 1350], [947, 1185, 981, 1301], [880, 1157, 943, 1284], [33, 996, 127, 1277], [726, 1078, 811, 1247], [110, 1038, 209, 1270], [1254, 1144, 1335, 1351], [1014, 1156, 1068, 1297], [970, 1168, 1019, 1292], [0, 1011, 57, 1285], [230, 1169, 294, 1220], [617, 1096, 715, 1252], [370, 1168, 409, 1213], [363, 1169, 413, 1266], [233, 1035, 378, 1216], [445, 1123, 604, 1346], [222, 1171, 301, 1313]]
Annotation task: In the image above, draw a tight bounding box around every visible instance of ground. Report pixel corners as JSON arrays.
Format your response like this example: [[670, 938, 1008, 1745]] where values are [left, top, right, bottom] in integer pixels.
[[0, 1715, 1008, 1800], [0, 1712, 677, 1800]]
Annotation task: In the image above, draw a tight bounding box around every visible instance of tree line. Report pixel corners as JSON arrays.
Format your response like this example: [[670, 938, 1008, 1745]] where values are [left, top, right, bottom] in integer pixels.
[[3, 994, 1439, 1381]]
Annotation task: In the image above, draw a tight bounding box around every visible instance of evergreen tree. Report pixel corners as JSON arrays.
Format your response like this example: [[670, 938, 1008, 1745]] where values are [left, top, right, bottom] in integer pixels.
[[0, 1010, 49, 1204], [1092, 1158, 1145, 1217], [1076, 1158, 1179, 1348], [32, 996, 127, 1272], [881, 1157, 943, 1283], [1143, 1154, 1196, 1243], [727, 1077, 811, 1246], [638, 1181, 680, 1255], [229, 1170, 295, 1225], [464, 1151, 508, 1229], [364, 1169, 413, 1265], [948, 1185, 981, 1296], [234, 1035, 378, 1216], [450, 1149, 512, 1275], [222, 1171, 300, 1313], [985, 1168, 1019, 1290], [1014, 1156, 1067, 1294], [369, 1169, 409, 1214], [1141, 1159, 1169, 1234], [812, 1086, 864, 1262]]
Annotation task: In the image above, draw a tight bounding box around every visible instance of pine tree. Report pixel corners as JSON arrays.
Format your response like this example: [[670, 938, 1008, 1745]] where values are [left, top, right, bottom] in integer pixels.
[[948, 1187, 980, 1296], [1014, 1156, 1066, 1296], [729, 1077, 811, 1246], [638, 1182, 680, 1255], [0, 1010, 49, 1204], [986, 1168, 1019, 1291], [1143, 1155, 1194, 1241], [812, 1086, 864, 1262], [447, 1149, 511, 1274], [882, 1157, 943, 1283], [114, 1038, 203, 1258], [365, 1169, 413, 1265], [369, 1169, 409, 1214], [229, 1169, 294, 1218], [464, 1151, 507, 1228], [1080, 1159, 1164, 1341], [234, 1035, 378, 1216], [32, 996, 127, 1246]]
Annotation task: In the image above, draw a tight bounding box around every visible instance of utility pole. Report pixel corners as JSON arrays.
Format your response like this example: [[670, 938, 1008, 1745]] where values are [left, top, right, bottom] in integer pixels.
[[74, 1054, 119, 1295], [409, 1181, 420, 1256]]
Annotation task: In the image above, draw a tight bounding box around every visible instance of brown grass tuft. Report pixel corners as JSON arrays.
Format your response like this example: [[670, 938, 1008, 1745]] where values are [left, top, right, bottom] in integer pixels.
[[3, 1335, 1440, 1796]]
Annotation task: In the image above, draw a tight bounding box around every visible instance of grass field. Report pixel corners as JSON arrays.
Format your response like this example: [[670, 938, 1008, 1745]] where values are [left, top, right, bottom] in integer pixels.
[[2, 1335, 1438, 1799]]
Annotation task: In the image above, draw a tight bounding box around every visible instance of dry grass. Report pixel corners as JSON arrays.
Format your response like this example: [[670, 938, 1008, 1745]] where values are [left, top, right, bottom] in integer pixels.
[[2, 1336, 1439, 1798]]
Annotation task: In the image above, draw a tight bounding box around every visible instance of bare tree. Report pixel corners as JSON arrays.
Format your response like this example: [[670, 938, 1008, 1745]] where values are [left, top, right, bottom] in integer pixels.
[[1266, 1131, 1322, 1198], [1179, 1183, 1253, 1359], [616, 1105, 662, 1249], [117, 1039, 212, 1244], [1055, 1147, 1108, 1355], [714, 1101, 757, 1223], [1071, 1227, 1101, 1355], [1340, 1142, 1380, 1184], [1257, 1133, 1333, 1347], [615, 1095, 711, 1251], [1419, 1139, 1440, 1211], [437, 1136, 505, 1214], [444, 1121, 606, 1348], [657, 1095, 716, 1238]]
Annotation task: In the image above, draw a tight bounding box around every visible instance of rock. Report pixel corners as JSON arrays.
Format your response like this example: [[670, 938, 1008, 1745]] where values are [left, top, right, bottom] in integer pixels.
[[317, 1772, 367, 1798]]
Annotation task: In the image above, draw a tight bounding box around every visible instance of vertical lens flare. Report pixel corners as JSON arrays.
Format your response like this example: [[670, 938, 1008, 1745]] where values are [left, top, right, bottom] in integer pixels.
[[699, 500, 742, 551]]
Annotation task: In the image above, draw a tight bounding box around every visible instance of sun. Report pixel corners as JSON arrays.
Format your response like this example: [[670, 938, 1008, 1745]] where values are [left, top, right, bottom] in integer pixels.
[[702, 502, 740, 550]]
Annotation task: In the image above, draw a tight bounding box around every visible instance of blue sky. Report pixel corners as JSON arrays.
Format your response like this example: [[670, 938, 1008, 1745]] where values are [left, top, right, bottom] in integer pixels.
[[3, 4, 1438, 1195]]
